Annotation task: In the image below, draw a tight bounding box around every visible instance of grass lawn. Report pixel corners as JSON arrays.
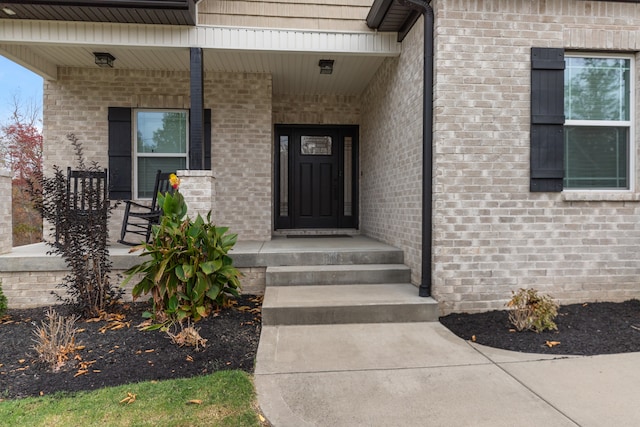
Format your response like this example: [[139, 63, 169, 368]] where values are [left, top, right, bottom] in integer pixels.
[[0, 370, 264, 426]]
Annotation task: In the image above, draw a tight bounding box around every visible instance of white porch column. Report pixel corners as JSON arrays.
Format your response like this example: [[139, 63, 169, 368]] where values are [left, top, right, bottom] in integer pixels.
[[0, 169, 12, 253], [177, 170, 216, 220]]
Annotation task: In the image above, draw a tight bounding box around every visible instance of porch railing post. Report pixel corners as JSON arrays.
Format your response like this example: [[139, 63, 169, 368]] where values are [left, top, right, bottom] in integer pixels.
[[190, 47, 205, 170]]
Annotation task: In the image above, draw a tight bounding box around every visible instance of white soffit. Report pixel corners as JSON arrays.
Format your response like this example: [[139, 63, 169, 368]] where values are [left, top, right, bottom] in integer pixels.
[[0, 20, 400, 95], [0, 20, 401, 55]]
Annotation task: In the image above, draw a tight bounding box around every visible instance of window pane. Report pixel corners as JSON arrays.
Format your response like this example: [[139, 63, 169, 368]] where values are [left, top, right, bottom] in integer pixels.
[[137, 157, 187, 198], [564, 126, 628, 189], [565, 57, 630, 121], [137, 111, 188, 154], [301, 136, 332, 155], [344, 136, 352, 217], [279, 136, 289, 217]]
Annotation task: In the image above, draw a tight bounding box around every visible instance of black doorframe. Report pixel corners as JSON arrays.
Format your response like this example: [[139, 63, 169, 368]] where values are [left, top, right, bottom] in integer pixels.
[[275, 124, 359, 230]]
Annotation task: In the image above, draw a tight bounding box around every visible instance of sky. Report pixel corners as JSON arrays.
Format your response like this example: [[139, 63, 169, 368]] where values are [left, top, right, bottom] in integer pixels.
[[0, 55, 44, 126]]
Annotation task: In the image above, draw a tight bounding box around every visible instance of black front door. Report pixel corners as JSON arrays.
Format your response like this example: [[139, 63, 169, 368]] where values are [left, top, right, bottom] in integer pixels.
[[275, 125, 358, 230], [293, 128, 339, 228]]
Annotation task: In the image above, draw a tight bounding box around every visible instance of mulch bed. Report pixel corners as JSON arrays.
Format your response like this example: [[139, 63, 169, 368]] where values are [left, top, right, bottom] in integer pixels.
[[0, 295, 262, 400], [4, 296, 640, 401], [440, 299, 640, 356]]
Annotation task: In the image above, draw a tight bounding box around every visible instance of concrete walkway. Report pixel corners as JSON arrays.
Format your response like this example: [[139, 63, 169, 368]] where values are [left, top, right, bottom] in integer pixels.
[[255, 322, 640, 426]]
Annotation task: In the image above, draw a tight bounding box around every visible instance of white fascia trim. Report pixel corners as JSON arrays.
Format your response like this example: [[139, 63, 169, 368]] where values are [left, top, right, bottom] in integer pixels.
[[0, 20, 402, 56]]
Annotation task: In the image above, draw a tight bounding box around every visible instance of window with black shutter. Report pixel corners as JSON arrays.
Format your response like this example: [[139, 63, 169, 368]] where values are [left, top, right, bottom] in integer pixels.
[[108, 107, 211, 200]]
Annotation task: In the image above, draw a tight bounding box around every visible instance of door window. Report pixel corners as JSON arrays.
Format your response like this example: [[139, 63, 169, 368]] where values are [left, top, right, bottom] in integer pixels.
[[344, 136, 353, 217], [301, 136, 332, 155], [279, 135, 289, 217]]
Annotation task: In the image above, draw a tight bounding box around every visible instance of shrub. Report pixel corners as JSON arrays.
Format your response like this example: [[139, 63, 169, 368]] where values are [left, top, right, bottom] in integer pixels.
[[0, 280, 7, 317], [506, 288, 559, 333], [123, 175, 242, 328], [166, 322, 208, 350], [32, 309, 80, 371], [30, 135, 122, 318]]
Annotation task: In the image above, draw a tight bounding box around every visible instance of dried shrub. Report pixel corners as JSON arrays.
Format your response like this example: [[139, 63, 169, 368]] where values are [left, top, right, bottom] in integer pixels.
[[32, 309, 80, 371], [506, 288, 559, 333], [166, 322, 208, 351]]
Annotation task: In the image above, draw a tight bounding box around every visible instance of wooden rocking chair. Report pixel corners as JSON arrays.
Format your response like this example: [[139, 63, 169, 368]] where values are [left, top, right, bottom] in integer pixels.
[[118, 170, 174, 246], [56, 167, 109, 247]]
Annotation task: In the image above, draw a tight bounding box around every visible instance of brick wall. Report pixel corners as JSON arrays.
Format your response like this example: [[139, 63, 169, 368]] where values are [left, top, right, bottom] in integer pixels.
[[2, 269, 133, 309], [210, 73, 273, 240], [359, 17, 425, 287], [361, 0, 640, 313], [43, 68, 272, 242], [3, 266, 264, 309], [430, 0, 640, 313], [0, 169, 12, 254], [273, 94, 360, 125]]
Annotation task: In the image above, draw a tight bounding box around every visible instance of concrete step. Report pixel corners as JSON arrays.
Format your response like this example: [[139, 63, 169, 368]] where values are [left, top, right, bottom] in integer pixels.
[[231, 247, 405, 268], [262, 284, 439, 325], [266, 264, 411, 286]]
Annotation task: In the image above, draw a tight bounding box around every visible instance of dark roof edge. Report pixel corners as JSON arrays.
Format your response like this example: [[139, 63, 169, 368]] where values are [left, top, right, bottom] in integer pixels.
[[397, 10, 421, 42], [366, 0, 395, 29], [1, 0, 191, 9], [367, 0, 426, 42]]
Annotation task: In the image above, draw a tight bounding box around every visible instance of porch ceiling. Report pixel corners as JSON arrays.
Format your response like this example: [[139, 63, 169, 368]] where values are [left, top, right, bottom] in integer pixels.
[[0, 20, 400, 96], [3, 44, 387, 96]]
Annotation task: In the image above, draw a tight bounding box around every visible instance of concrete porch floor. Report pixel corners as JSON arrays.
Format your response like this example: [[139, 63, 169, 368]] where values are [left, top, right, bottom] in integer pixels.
[[0, 234, 406, 269], [0, 235, 421, 308]]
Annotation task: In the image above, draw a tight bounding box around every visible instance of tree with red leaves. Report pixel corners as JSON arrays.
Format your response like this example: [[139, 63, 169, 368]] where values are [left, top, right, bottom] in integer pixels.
[[2, 117, 43, 185], [0, 99, 43, 245]]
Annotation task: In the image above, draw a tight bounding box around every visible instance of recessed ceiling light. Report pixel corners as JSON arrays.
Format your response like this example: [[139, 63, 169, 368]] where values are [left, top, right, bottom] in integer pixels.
[[2, 7, 16, 16]]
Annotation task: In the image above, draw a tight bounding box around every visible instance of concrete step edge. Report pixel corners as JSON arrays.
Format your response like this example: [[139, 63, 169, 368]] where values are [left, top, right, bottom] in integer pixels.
[[266, 263, 410, 272], [262, 284, 432, 307]]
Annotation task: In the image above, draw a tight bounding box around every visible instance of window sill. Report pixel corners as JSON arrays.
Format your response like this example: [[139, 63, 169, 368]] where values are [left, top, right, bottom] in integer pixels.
[[562, 191, 640, 202]]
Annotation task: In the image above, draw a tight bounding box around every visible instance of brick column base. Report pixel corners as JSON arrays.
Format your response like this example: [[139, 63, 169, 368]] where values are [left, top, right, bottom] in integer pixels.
[[177, 170, 216, 220], [0, 169, 12, 253]]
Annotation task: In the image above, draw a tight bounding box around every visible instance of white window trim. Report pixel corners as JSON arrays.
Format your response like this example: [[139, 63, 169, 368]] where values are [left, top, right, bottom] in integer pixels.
[[563, 52, 635, 194], [133, 108, 189, 199]]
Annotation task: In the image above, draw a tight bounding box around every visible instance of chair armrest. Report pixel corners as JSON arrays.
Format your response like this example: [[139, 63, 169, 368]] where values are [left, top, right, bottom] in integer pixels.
[[129, 210, 163, 220], [123, 200, 155, 212]]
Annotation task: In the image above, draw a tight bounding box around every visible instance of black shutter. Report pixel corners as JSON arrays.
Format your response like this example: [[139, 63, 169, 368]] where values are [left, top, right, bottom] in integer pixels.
[[108, 107, 132, 200], [530, 47, 565, 192], [204, 108, 212, 170]]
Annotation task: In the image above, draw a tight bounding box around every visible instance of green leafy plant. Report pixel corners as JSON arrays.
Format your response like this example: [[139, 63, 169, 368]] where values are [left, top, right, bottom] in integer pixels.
[[123, 175, 242, 328], [0, 280, 8, 317], [506, 288, 559, 333]]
